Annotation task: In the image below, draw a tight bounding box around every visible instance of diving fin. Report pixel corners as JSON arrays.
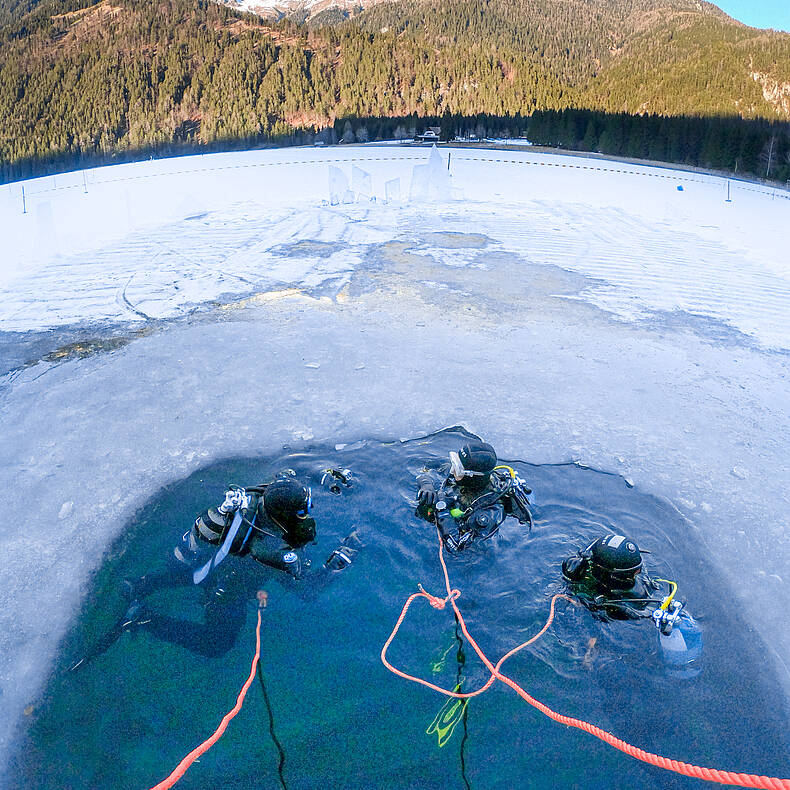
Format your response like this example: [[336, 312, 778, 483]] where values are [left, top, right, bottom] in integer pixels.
[[67, 601, 151, 672], [426, 684, 468, 747]]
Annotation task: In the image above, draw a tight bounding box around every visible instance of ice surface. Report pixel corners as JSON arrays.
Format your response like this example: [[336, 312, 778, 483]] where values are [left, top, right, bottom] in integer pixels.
[[1, 144, 789, 780]]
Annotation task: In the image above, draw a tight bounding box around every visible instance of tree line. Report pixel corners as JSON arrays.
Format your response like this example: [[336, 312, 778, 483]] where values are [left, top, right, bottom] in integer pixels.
[[1, 0, 789, 183]]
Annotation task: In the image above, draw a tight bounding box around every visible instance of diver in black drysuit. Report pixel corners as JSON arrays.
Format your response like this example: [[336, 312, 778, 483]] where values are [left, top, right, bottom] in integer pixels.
[[562, 533, 703, 673], [123, 472, 358, 658], [561, 533, 662, 620], [415, 440, 533, 551]]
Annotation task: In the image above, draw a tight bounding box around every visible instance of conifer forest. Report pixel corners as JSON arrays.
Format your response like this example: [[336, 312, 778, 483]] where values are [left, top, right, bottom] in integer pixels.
[[1, 0, 789, 183]]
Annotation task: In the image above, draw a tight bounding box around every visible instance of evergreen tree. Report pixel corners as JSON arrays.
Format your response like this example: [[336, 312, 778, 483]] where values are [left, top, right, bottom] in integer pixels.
[[1, 0, 789, 183]]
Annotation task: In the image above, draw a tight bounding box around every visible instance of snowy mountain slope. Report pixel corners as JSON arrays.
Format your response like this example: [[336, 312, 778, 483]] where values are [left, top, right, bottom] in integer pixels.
[[3, 0, 789, 185], [214, 0, 733, 23], [218, 0, 378, 18], [0, 144, 789, 780]]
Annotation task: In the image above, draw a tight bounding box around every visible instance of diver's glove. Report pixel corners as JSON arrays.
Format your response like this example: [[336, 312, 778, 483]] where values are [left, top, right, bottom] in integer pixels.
[[562, 555, 589, 582], [417, 482, 438, 507], [321, 468, 353, 494], [444, 532, 474, 552], [325, 529, 362, 570], [325, 544, 357, 570]]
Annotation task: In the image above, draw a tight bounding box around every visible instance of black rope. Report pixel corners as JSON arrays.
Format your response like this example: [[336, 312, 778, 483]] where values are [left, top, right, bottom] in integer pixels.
[[459, 702, 472, 790], [257, 661, 288, 790], [454, 615, 473, 790]]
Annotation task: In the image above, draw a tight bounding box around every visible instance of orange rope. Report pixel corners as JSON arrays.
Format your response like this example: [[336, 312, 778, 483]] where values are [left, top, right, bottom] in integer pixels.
[[381, 584, 570, 699], [382, 528, 790, 790], [148, 607, 263, 790]]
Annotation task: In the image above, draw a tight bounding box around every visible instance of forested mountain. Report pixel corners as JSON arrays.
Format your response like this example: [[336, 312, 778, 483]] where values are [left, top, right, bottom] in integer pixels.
[[1, 0, 789, 183]]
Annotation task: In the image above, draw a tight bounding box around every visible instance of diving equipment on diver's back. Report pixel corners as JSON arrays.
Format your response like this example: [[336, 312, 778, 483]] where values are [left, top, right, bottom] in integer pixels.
[[195, 507, 228, 544], [193, 509, 247, 584], [657, 613, 703, 678], [194, 486, 257, 554], [191, 487, 260, 583], [652, 579, 702, 677]]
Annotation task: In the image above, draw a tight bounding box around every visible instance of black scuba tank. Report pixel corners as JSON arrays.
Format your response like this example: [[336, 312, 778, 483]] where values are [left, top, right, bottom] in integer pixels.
[[194, 494, 259, 556], [194, 508, 228, 545]]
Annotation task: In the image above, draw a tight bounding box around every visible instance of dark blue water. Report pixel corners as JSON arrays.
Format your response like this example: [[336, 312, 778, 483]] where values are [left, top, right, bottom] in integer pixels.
[[9, 428, 790, 790]]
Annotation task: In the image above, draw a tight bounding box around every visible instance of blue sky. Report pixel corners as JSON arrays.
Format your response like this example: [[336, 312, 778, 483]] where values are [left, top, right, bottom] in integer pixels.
[[713, 1, 790, 32]]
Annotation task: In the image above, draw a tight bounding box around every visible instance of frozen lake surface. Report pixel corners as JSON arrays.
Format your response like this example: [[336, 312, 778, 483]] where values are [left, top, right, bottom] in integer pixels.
[[0, 144, 788, 782]]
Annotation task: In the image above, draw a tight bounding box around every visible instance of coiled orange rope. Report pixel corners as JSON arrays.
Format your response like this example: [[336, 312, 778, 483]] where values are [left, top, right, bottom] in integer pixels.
[[381, 584, 570, 699], [148, 606, 263, 790], [381, 528, 790, 790]]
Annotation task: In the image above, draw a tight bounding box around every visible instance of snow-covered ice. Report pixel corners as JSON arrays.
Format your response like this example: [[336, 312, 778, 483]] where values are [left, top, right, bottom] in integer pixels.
[[1, 143, 789, 777]]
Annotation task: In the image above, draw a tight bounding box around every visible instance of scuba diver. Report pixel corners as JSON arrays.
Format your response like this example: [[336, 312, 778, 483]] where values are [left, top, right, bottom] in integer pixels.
[[416, 440, 533, 551], [562, 533, 702, 675], [561, 533, 657, 620], [135, 471, 358, 590], [74, 472, 359, 665], [177, 472, 357, 583]]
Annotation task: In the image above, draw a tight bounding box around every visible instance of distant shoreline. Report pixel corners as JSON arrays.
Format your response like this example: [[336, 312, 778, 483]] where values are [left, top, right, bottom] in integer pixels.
[[6, 140, 789, 194], [433, 140, 790, 192]]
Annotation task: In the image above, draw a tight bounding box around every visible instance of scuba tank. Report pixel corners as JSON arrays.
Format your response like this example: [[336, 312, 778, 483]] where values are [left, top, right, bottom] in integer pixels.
[[653, 591, 703, 679], [657, 612, 703, 678]]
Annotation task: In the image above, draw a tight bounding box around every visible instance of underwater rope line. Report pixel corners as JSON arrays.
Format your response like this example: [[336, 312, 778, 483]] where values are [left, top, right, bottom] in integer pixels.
[[257, 661, 289, 790], [147, 605, 263, 790], [381, 528, 790, 790]]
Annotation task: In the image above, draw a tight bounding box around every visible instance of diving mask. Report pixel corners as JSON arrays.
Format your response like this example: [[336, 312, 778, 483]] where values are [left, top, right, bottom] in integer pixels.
[[295, 487, 312, 519], [449, 451, 485, 482]]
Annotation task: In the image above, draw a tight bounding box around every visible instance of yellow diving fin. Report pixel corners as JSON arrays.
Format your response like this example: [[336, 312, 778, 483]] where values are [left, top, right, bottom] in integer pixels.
[[426, 684, 468, 747]]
